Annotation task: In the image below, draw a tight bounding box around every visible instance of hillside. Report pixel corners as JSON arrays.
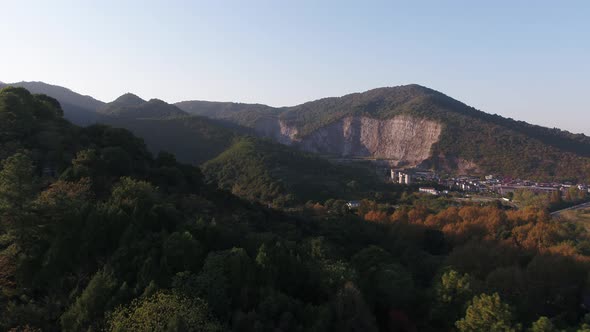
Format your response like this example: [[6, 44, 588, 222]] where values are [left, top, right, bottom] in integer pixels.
[[100, 94, 187, 119], [201, 137, 388, 206], [175, 100, 277, 120], [100, 116, 238, 165], [0, 84, 233, 164], [179, 85, 590, 181], [100, 92, 145, 110], [0, 81, 104, 125]]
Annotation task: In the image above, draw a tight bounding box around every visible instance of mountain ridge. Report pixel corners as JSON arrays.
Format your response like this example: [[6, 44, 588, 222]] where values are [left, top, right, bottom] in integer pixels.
[[175, 84, 590, 179], [2, 80, 589, 181], [99, 95, 187, 118]]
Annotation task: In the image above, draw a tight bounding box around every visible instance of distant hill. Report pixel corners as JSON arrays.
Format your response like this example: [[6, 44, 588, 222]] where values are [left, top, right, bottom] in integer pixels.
[[175, 100, 276, 119], [0, 81, 104, 125], [175, 100, 280, 132], [100, 94, 187, 119], [0, 83, 235, 164], [100, 92, 146, 110], [100, 115, 237, 165]]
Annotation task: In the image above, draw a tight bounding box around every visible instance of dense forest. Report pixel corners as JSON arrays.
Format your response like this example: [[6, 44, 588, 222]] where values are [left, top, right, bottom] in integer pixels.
[[3, 86, 590, 332]]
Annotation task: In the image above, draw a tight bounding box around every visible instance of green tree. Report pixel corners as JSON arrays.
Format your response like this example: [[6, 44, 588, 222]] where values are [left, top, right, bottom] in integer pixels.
[[351, 246, 414, 309], [162, 231, 203, 273], [109, 177, 156, 214], [528, 316, 557, 332], [456, 293, 518, 332], [0, 152, 36, 239], [431, 270, 473, 328], [332, 282, 378, 332], [106, 291, 221, 332], [0, 88, 35, 142], [60, 268, 119, 332]]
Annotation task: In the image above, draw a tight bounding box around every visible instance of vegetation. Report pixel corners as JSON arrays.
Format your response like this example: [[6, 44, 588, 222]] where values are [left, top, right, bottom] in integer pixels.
[[175, 99, 279, 129], [201, 137, 390, 206], [3, 86, 590, 332], [99, 94, 187, 119], [102, 115, 239, 165], [0, 81, 104, 126]]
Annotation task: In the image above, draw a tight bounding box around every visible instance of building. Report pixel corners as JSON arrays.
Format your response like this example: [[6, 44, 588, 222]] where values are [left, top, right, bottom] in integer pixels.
[[346, 201, 361, 209], [390, 170, 399, 182], [402, 173, 412, 185], [419, 187, 439, 195], [391, 170, 412, 185]]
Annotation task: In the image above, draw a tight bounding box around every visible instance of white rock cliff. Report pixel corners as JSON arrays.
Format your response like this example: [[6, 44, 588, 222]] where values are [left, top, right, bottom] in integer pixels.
[[254, 115, 443, 167]]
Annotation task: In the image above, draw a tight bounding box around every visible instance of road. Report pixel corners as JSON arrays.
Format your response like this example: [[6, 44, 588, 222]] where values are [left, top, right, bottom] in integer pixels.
[[551, 201, 590, 217]]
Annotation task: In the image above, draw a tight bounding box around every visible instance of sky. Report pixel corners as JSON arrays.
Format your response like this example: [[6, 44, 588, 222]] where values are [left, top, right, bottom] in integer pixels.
[[1, 1, 589, 134]]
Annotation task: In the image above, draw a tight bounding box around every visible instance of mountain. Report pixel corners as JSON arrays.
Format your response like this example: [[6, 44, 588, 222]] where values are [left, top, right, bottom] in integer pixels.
[[0, 81, 104, 125], [95, 95, 236, 164], [100, 92, 146, 110], [175, 100, 276, 119], [175, 100, 279, 133], [178, 85, 590, 181], [100, 94, 187, 119], [4, 81, 589, 181]]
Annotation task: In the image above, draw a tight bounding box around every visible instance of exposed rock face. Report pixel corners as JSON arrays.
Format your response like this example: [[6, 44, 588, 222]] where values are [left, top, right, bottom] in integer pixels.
[[255, 115, 443, 167], [253, 117, 297, 145]]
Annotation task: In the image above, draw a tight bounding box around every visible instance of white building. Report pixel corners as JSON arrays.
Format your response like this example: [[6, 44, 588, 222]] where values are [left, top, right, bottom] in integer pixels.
[[419, 187, 439, 195], [346, 201, 361, 209], [391, 170, 412, 185]]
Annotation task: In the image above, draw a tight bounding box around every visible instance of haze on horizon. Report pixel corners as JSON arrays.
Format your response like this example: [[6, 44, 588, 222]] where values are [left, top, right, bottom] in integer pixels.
[[1, 0, 589, 135]]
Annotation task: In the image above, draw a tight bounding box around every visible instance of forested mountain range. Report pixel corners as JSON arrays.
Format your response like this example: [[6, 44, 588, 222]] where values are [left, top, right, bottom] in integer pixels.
[[4, 85, 590, 331], [2, 81, 589, 182], [176, 85, 590, 181]]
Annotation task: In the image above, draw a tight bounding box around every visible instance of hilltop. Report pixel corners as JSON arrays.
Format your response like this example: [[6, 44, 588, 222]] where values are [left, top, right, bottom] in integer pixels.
[[100, 94, 187, 119], [0, 81, 104, 125]]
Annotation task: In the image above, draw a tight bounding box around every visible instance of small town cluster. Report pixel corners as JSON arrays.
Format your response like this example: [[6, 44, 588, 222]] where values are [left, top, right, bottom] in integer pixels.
[[389, 169, 590, 197]]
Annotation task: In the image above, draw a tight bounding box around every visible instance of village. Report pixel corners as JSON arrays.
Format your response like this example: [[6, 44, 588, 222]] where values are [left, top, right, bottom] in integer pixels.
[[388, 168, 590, 198]]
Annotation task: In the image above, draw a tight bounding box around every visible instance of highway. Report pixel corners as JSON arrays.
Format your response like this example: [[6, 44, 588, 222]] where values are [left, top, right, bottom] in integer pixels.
[[551, 201, 590, 217]]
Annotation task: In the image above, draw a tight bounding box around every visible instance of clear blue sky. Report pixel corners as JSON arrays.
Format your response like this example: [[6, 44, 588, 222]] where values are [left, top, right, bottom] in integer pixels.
[[1, 1, 589, 134]]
